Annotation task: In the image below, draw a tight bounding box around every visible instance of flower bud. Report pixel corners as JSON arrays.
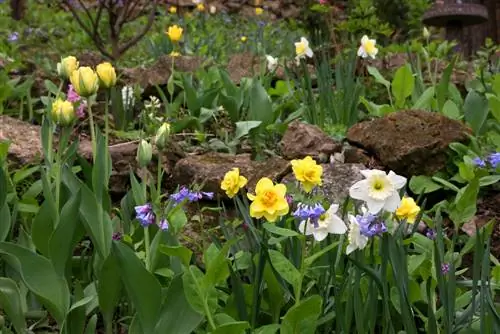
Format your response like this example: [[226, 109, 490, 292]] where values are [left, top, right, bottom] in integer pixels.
[[57, 56, 79, 80], [70, 67, 99, 97], [155, 123, 171, 150], [423, 27, 430, 39], [137, 139, 152, 168], [96, 62, 117, 88], [51, 98, 75, 126]]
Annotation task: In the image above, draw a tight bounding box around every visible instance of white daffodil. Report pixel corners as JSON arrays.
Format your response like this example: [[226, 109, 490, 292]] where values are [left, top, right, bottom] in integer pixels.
[[298, 204, 347, 242], [295, 37, 313, 62], [346, 214, 369, 255], [266, 55, 278, 71], [357, 35, 378, 59], [349, 169, 407, 214]]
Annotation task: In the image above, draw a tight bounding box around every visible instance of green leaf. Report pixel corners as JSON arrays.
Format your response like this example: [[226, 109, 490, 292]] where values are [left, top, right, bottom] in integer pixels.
[[359, 97, 393, 117], [486, 93, 500, 122], [263, 223, 299, 237], [281, 295, 322, 334], [212, 321, 250, 334], [463, 90, 489, 135], [268, 249, 301, 289], [491, 74, 500, 96], [0, 278, 27, 333], [182, 265, 218, 315], [391, 64, 415, 108], [436, 58, 456, 112], [98, 251, 123, 331], [159, 245, 193, 267], [234, 121, 262, 140], [409, 175, 443, 194], [254, 324, 281, 334], [84, 315, 98, 334], [442, 100, 461, 120], [204, 240, 236, 287], [367, 66, 390, 89], [32, 199, 57, 257], [0, 242, 70, 325], [479, 175, 500, 187], [112, 242, 162, 333], [450, 178, 479, 225], [169, 206, 188, 234], [249, 79, 273, 125], [412, 87, 435, 110], [154, 275, 203, 334]]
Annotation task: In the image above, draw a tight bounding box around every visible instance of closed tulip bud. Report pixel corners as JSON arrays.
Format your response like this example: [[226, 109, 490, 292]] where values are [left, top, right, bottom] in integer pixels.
[[51, 98, 75, 126], [423, 27, 430, 39], [96, 62, 117, 88], [57, 56, 79, 80], [137, 139, 153, 168], [70, 67, 99, 97], [155, 123, 171, 150]]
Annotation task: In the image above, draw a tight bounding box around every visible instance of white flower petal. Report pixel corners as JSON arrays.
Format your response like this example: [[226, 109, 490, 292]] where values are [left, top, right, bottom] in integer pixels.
[[327, 216, 347, 234], [313, 229, 329, 242], [328, 204, 339, 214], [349, 180, 370, 201], [300, 37, 309, 47], [360, 169, 383, 178], [298, 221, 306, 234], [388, 171, 407, 189], [361, 35, 369, 44], [357, 46, 365, 57], [305, 48, 313, 58], [383, 192, 401, 213], [365, 197, 385, 214], [346, 244, 356, 255]]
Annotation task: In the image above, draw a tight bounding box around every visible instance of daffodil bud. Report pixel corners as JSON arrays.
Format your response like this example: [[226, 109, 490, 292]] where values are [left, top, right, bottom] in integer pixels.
[[155, 123, 171, 150], [57, 56, 79, 80], [51, 98, 75, 126], [137, 139, 152, 168], [96, 62, 117, 88], [70, 67, 99, 97]]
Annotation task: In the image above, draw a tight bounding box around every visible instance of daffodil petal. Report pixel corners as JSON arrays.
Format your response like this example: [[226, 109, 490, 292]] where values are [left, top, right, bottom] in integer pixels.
[[388, 171, 407, 189], [365, 197, 385, 214], [383, 192, 401, 213], [349, 180, 370, 201], [327, 216, 347, 234], [255, 178, 274, 194], [313, 229, 328, 241]]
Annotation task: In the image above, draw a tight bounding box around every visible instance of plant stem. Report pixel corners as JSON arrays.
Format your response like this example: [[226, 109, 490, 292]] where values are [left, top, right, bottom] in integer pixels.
[[251, 229, 267, 329], [144, 225, 151, 271], [295, 227, 307, 306], [87, 99, 97, 161], [204, 300, 217, 331], [54, 129, 63, 223], [156, 153, 162, 196]]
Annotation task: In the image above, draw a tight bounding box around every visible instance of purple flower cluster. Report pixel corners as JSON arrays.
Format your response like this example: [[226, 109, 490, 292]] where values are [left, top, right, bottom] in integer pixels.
[[293, 203, 325, 228], [472, 152, 500, 169], [425, 228, 436, 240], [135, 203, 155, 227], [441, 263, 450, 275], [355, 213, 387, 237], [170, 186, 214, 204], [159, 218, 169, 230]]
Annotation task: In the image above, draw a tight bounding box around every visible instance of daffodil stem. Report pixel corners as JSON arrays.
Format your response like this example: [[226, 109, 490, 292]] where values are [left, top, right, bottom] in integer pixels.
[[295, 233, 307, 306], [87, 99, 97, 161], [251, 228, 267, 329], [144, 225, 151, 271]]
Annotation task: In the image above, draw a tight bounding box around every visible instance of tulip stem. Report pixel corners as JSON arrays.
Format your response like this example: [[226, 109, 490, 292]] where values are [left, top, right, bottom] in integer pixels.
[[54, 133, 63, 223], [87, 99, 97, 161]]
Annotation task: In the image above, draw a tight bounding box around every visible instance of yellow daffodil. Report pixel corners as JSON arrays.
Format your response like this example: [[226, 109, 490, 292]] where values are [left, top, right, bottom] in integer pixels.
[[221, 168, 248, 198], [291, 156, 323, 193], [166, 25, 183, 43], [255, 7, 263, 15], [240, 36, 247, 42], [169, 6, 177, 14], [395, 197, 421, 223], [197, 3, 205, 11], [51, 98, 75, 126], [70, 66, 99, 97], [247, 178, 289, 222], [357, 35, 378, 59], [57, 56, 79, 80], [96, 62, 117, 88]]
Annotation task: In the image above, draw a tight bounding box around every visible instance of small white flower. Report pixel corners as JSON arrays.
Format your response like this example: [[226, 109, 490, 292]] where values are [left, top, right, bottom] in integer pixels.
[[357, 35, 378, 59], [192, 0, 202, 4], [121, 86, 135, 110], [265, 55, 278, 71], [298, 204, 347, 242], [294, 37, 313, 61], [346, 214, 369, 255], [349, 169, 407, 214], [144, 96, 161, 110], [209, 5, 217, 14]]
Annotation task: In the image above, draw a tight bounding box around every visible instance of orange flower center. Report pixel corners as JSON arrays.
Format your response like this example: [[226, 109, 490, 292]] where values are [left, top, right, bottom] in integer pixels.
[[262, 190, 277, 206]]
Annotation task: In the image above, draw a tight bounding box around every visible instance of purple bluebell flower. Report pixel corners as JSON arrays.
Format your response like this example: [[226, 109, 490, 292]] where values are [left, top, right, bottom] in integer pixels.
[[8, 32, 19, 42], [356, 212, 387, 237], [135, 203, 155, 226], [170, 186, 214, 205], [488, 152, 500, 169], [159, 218, 169, 230], [425, 228, 436, 240], [441, 263, 450, 275], [293, 203, 325, 228], [112, 232, 122, 240], [472, 157, 486, 168]]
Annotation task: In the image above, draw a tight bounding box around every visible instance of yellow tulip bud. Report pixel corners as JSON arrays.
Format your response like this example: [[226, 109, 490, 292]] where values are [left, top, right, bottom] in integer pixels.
[[255, 7, 263, 15], [197, 3, 205, 11], [423, 27, 430, 39], [166, 25, 183, 43], [169, 6, 177, 14], [137, 139, 153, 168], [241, 36, 247, 42], [57, 56, 79, 80], [155, 123, 171, 150], [51, 98, 75, 126], [96, 62, 117, 88], [70, 67, 99, 97]]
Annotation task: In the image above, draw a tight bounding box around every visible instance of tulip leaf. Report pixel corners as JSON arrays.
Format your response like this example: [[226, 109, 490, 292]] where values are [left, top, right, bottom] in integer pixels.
[[0, 242, 70, 325], [112, 242, 162, 334], [0, 278, 27, 333], [281, 295, 322, 334], [98, 250, 123, 330], [249, 79, 273, 126]]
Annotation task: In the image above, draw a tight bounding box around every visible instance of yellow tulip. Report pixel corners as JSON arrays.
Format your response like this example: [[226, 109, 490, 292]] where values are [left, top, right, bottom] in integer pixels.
[[221, 168, 248, 198], [51, 98, 75, 126], [240, 36, 247, 42], [70, 67, 99, 97], [255, 7, 263, 15], [197, 3, 205, 11], [395, 197, 421, 224], [166, 25, 183, 43], [169, 6, 177, 14], [57, 56, 79, 80], [291, 156, 323, 193], [96, 62, 117, 88], [247, 178, 289, 222]]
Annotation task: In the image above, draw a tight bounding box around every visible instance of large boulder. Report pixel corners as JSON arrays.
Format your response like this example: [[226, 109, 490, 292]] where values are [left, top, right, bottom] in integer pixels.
[[279, 120, 342, 160], [172, 152, 290, 197], [346, 110, 471, 176]]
